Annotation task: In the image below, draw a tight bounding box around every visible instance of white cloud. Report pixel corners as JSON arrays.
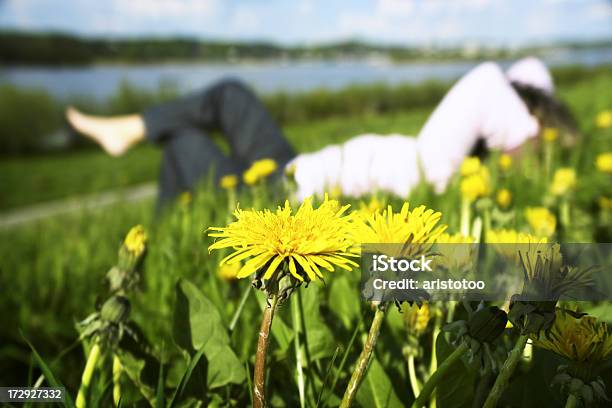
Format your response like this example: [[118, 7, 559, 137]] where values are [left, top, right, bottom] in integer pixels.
[[112, 0, 219, 19], [377, 0, 414, 17], [585, 1, 612, 21]]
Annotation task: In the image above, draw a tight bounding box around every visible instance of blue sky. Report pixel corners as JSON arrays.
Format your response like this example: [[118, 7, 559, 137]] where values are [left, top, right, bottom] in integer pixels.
[[0, 0, 610, 46]]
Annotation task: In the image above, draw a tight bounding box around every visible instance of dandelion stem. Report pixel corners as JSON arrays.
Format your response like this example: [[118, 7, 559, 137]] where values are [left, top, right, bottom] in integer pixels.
[[411, 342, 469, 408], [460, 198, 471, 237], [292, 294, 306, 408], [253, 294, 279, 408], [340, 306, 386, 408], [408, 355, 421, 397], [564, 392, 580, 408], [482, 334, 529, 408], [112, 354, 122, 406], [76, 342, 102, 408]]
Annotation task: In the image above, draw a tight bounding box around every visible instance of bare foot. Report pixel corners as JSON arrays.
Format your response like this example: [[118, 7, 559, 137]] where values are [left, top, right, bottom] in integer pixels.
[[66, 107, 145, 156]]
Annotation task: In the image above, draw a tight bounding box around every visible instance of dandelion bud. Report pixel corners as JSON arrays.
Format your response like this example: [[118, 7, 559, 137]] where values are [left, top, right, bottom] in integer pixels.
[[595, 152, 612, 174], [460, 157, 481, 176], [596, 110, 612, 129], [220, 174, 239, 190], [123, 225, 147, 258], [550, 168, 576, 196], [542, 127, 559, 142], [101, 295, 131, 324], [498, 154, 512, 171], [403, 303, 431, 336], [496, 188, 512, 208]]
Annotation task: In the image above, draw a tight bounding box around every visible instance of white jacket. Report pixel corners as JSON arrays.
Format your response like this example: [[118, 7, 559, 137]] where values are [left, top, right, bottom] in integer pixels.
[[287, 58, 545, 201]]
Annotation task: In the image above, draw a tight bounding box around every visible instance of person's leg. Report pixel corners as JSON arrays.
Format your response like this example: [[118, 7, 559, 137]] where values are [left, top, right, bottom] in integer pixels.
[[66, 107, 145, 156], [157, 126, 242, 208], [144, 79, 295, 166]]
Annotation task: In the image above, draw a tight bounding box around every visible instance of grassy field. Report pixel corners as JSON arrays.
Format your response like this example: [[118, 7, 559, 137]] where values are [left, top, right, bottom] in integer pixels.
[[0, 70, 611, 407]]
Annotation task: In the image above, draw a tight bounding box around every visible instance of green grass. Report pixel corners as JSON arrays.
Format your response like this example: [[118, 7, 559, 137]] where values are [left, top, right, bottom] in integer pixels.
[[0, 72, 611, 407]]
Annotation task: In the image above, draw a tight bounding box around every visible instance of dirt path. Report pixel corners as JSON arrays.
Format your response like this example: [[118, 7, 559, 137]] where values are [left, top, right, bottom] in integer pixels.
[[0, 183, 157, 230]]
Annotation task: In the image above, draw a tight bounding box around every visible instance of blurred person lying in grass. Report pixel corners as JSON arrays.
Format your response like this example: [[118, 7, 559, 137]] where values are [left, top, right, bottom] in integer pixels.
[[67, 57, 576, 207]]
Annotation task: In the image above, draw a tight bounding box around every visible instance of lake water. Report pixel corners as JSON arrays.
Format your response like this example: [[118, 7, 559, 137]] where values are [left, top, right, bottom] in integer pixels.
[[1, 48, 611, 100]]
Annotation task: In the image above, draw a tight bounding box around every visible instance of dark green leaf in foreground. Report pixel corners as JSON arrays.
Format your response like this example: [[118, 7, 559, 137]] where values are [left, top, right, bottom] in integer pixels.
[[435, 334, 476, 408], [173, 278, 245, 389], [356, 356, 403, 408]]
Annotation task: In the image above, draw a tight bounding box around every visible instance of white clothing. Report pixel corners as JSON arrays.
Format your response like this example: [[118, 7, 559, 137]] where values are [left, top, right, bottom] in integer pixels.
[[287, 58, 547, 200]]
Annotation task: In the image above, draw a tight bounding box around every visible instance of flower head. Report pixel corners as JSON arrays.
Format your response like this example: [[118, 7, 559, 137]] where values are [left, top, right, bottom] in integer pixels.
[[218, 263, 241, 281], [460, 166, 491, 202], [596, 152, 612, 174], [435, 232, 475, 272], [532, 310, 612, 363], [352, 202, 446, 246], [220, 174, 239, 190], [243, 158, 278, 185], [208, 197, 358, 283], [543, 127, 559, 142], [496, 188, 512, 208], [123, 225, 147, 258], [486, 229, 547, 245], [460, 157, 482, 176], [356, 196, 386, 218], [596, 110, 612, 129], [525, 207, 557, 237], [498, 154, 513, 171], [403, 303, 431, 335], [550, 168, 577, 196]]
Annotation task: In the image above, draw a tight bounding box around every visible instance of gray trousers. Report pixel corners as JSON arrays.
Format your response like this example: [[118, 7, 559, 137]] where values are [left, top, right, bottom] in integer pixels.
[[143, 79, 295, 208]]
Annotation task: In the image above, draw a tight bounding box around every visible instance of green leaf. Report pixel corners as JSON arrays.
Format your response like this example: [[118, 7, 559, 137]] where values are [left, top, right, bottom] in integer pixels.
[[300, 285, 336, 360], [173, 278, 245, 389], [328, 275, 361, 329], [22, 335, 76, 408], [356, 357, 403, 408], [434, 334, 476, 408]]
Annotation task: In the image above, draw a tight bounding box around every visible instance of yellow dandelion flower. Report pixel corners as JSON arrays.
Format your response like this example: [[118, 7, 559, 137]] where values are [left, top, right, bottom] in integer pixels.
[[486, 229, 547, 245], [435, 232, 475, 272], [220, 174, 238, 190], [403, 303, 431, 335], [498, 154, 512, 171], [218, 263, 241, 281], [596, 110, 612, 129], [460, 167, 491, 202], [542, 127, 559, 142], [123, 225, 147, 258], [242, 158, 278, 185], [550, 168, 577, 196], [496, 188, 512, 208], [208, 197, 358, 282], [531, 310, 612, 363], [178, 191, 192, 207], [525, 207, 557, 237], [595, 152, 612, 174], [356, 196, 386, 218], [352, 202, 446, 246], [460, 157, 482, 176]]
